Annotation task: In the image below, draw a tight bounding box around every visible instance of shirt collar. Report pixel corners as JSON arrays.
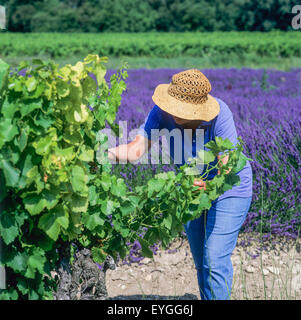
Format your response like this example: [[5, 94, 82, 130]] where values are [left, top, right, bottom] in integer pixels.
[[197, 120, 212, 128]]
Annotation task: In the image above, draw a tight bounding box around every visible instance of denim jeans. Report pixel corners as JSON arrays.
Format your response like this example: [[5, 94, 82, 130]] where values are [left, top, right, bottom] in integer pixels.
[[184, 196, 252, 300]]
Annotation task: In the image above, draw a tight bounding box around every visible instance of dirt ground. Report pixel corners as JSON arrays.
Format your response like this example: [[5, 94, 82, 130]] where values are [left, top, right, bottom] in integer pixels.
[[106, 232, 301, 300]]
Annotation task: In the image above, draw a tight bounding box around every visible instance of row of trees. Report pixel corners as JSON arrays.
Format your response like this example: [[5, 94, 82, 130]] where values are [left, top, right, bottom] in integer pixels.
[[1, 0, 298, 32]]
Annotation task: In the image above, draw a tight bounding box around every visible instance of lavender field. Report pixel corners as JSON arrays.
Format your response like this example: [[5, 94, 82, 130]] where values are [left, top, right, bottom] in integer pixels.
[[106, 67, 301, 246]]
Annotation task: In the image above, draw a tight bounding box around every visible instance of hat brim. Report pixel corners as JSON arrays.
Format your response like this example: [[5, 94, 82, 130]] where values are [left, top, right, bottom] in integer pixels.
[[152, 84, 220, 121]]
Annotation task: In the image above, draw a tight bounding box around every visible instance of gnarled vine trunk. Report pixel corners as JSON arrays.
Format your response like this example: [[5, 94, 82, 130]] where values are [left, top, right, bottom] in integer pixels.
[[54, 248, 116, 300]]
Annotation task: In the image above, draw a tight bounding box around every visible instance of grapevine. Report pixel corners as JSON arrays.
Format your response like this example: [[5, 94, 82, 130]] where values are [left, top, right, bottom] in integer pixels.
[[0, 55, 251, 300]]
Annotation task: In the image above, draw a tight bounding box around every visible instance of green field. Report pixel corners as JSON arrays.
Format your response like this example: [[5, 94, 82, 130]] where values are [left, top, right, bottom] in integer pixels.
[[3, 54, 301, 71], [0, 31, 300, 70]]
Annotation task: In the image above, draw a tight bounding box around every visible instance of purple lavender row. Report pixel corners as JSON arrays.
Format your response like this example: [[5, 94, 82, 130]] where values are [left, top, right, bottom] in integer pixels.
[[105, 67, 301, 242]]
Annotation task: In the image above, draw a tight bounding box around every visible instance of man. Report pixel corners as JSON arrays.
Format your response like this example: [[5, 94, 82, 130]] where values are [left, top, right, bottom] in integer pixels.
[[108, 69, 252, 300]]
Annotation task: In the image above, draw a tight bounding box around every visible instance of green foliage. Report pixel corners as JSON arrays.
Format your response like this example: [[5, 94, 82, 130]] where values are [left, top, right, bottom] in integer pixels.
[[0, 32, 300, 60], [1, 0, 298, 32], [0, 60, 9, 96], [0, 54, 251, 300], [0, 54, 128, 299]]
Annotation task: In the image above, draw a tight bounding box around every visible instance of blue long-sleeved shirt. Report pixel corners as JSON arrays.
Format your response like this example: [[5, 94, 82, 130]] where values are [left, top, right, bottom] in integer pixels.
[[138, 97, 253, 200]]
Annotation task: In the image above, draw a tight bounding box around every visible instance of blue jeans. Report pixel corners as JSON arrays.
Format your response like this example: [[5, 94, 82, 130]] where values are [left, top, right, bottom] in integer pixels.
[[184, 196, 252, 300]]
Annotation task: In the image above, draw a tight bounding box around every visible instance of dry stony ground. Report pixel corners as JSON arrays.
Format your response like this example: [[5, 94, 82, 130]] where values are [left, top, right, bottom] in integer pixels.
[[106, 232, 301, 300]]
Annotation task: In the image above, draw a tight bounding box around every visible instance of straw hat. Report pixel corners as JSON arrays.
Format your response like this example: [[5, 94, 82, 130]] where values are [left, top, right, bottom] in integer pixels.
[[152, 69, 220, 121]]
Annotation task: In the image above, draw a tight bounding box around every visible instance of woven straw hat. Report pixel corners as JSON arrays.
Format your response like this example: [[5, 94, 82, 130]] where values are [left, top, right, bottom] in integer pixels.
[[152, 69, 220, 121]]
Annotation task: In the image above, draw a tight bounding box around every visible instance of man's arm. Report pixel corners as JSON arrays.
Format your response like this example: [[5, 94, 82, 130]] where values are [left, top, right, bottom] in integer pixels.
[[108, 105, 163, 163], [108, 135, 152, 163]]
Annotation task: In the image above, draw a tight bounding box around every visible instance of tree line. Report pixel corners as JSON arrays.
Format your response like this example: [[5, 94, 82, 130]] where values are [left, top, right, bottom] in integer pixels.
[[1, 0, 297, 32]]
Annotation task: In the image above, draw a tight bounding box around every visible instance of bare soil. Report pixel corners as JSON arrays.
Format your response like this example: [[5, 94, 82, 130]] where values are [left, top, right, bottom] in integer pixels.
[[106, 232, 301, 300]]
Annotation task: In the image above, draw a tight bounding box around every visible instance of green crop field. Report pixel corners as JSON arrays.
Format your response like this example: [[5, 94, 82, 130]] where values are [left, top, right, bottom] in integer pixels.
[[1, 31, 300, 70], [0, 31, 300, 58]]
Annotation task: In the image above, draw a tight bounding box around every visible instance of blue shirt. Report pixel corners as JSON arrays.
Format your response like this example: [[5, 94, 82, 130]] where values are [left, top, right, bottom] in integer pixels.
[[138, 97, 253, 200]]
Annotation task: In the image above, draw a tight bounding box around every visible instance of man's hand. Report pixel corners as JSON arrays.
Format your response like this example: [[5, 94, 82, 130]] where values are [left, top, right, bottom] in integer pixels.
[[107, 148, 117, 161], [217, 154, 231, 175], [192, 154, 230, 191], [193, 179, 206, 191]]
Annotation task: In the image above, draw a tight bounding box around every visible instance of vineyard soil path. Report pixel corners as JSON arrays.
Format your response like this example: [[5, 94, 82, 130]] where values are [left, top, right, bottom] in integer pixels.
[[106, 233, 301, 300]]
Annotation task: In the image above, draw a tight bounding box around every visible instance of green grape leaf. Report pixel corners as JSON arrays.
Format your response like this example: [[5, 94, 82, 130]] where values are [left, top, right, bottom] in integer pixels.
[[147, 179, 165, 197], [197, 150, 216, 164], [23, 189, 59, 216], [0, 159, 20, 187], [119, 200, 135, 216], [23, 194, 47, 216], [232, 152, 249, 173], [0, 210, 19, 245], [100, 172, 111, 191], [15, 211, 28, 229], [111, 178, 127, 197], [0, 119, 19, 144], [128, 195, 140, 207], [215, 137, 234, 151], [91, 247, 107, 264], [71, 165, 88, 195], [138, 238, 153, 259], [18, 154, 34, 189], [57, 80, 70, 98], [78, 146, 94, 162], [157, 227, 171, 249], [95, 64, 107, 87], [63, 128, 82, 146], [213, 174, 225, 188], [101, 199, 117, 216], [25, 166, 44, 193], [25, 77, 38, 92], [198, 192, 212, 210], [43, 189, 60, 210], [1, 97, 19, 119], [34, 112, 54, 129], [4, 250, 28, 273], [24, 248, 46, 279], [55, 146, 75, 161], [204, 140, 220, 155], [17, 277, 29, 295], [38, 205, 69, 241], [119, 226, 130, 238], [18, 128, 28, 152], [83, 212, 104, 231], [143, 228, 160, 244], [82, 75, 97, 100], [70, 194, 89, 213], [208, 186, 217, 201], [33, 128, 57, 155], [88, 185, 97, 206], [222, 173, 241, 192], [162, 214, 172, 230], [0, 288, 19, 300], [20, 99, 42, 117]]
